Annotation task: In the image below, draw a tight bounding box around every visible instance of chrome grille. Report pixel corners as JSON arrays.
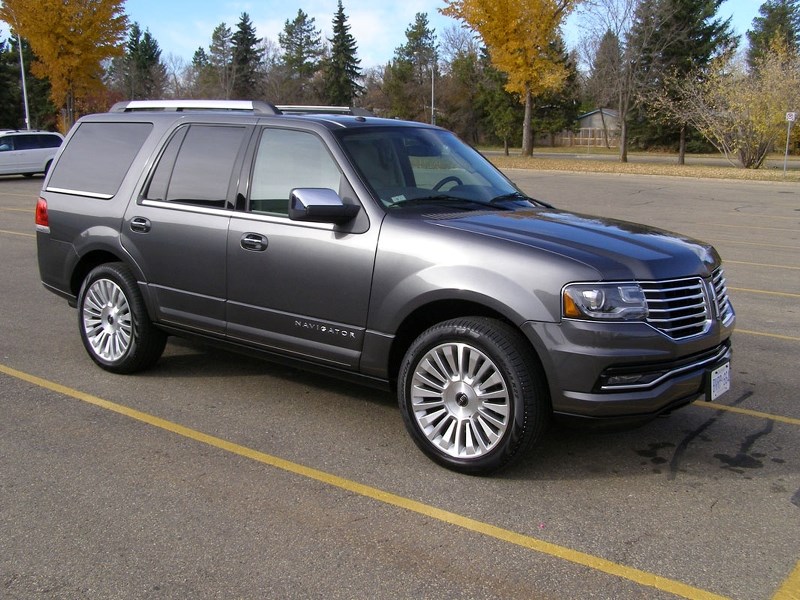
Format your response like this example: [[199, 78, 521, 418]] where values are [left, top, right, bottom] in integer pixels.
[[641, 277, 709, 339], [712, 268, 734, 323]]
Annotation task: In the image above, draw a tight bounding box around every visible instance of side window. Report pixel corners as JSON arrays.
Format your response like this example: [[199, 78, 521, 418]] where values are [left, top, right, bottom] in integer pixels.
[[47, 122, 153, 198], [13, 135, 38, 150], [0, 137, 11, 151], [250, 128, 343, 215], [40, 134, 63, 149], [144, 124, 246, 208]]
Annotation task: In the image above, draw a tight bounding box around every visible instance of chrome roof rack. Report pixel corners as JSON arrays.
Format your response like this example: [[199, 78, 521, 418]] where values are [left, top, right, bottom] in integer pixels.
[[276, 105, 373, 117], [109, 99, 279, 115]]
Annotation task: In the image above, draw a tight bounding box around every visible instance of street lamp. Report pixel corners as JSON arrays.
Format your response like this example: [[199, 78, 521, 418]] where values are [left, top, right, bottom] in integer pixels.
[[18, 34, 31, 130]]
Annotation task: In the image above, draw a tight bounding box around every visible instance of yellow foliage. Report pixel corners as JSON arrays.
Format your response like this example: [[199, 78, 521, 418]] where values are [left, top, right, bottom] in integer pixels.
[[442, 0, 579, 97], [0, 0, 127, 125]]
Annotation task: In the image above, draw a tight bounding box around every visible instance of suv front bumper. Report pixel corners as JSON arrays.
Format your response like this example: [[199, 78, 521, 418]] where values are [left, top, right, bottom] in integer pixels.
[[522, 319, 734, 426]]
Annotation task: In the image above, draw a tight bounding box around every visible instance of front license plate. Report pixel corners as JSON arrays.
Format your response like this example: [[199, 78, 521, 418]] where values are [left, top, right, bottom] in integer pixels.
[[708, 362, 731, 401]]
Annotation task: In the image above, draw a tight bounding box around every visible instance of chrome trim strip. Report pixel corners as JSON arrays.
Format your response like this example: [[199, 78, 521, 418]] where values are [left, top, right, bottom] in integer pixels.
[[599, 344, 731, 391]]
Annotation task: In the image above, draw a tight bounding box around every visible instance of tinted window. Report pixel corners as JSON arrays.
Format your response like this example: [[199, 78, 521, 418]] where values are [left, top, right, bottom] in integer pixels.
[[145, 125, 246, 208], [250, 128, 342, 215], [48, 122, 153, 197]]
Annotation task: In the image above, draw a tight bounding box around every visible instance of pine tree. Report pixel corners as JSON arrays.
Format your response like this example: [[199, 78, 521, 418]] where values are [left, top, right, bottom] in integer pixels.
[[116, 23, 167, 100], [232, 12, 261, 100], [322, 1, 363, 105], [747, 0, 800, 68], [278, 9, 323, 102], [384, 13, 437, 121], [209, 23, 234, 99]]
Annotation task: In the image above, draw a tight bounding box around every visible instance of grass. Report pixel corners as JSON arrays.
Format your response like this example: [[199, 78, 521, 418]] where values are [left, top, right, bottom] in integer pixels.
[[481, 149, 800, 183]]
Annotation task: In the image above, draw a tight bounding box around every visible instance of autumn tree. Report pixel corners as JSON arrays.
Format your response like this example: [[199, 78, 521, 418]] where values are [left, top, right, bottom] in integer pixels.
[[653, 40, 800, 168], [322, 1, 363, 105], [0, 0, 127, 128], [442, 0, 580, 156]]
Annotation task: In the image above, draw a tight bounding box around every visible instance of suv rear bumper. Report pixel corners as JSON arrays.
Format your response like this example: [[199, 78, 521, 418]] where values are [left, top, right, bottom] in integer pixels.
[[522, 319, 734, 426]]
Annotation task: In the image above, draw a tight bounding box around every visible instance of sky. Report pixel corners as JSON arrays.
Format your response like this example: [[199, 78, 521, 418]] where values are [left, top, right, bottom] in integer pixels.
[[121, 1, 762, 69]]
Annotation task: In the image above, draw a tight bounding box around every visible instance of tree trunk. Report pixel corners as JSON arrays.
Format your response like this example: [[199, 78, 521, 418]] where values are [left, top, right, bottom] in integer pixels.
[[619, 118, 628, 163], [522, 87, 534, 157], [504, 137, 509, 156], [678, 124, 686, 165]]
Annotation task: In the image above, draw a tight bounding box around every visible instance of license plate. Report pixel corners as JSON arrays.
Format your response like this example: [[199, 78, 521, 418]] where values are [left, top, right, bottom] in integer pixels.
[[708, 362, 731, 401]]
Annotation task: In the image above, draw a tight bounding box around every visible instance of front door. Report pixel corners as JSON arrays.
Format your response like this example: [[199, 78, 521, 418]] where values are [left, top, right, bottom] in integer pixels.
[[226, 127, 377, 369]]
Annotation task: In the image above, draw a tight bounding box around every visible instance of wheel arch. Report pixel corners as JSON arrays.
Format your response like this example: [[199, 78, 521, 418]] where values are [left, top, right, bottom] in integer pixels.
[[386, 298, 547, 390]]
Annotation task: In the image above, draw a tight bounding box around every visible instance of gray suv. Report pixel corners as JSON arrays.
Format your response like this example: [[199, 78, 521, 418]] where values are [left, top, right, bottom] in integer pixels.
[[36, 100, 734, 474]]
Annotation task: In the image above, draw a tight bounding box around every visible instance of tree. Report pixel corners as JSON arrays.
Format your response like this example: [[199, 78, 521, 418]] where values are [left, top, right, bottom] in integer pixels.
[[209, 23, 234, 99], [278, 9, 324, 102], [442, 0, 580, 156], [584, 29, 622, 148], [111, 22, 167, 100], [654, 40, 800, 168], [633, 0, 735, 163], [532, 38, 581, 147], [232, 12, 261, 100], [322, 1, 363, 105], [384, 13, 438, 122], [0, 0, 127, 129], [747, 0, 800, 69]]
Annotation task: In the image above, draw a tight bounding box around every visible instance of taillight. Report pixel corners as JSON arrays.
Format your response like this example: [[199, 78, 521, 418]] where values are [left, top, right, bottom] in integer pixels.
[[35, 197, 49, 232]]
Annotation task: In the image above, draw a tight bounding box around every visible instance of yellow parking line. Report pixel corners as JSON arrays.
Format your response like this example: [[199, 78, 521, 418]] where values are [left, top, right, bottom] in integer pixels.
[[736, 329, 800, 342], [695, 401, 800, 426], [0, 206, 33, 212], [708, 238, 800, 250], [0, 362, 730, 600], [710, 223, 799, 232], [773, 559, 800, 600], [725, 260, 800, 271], [728, 287, 800, 299], [0, 228, 34, 238]]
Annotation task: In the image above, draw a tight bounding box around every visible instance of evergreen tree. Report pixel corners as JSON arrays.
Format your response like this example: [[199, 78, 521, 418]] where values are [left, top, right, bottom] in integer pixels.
[[232, 12, 261, 100], [531, 39, 581, 147], [631, 0, 735, 161], [0, 37, 20, 128], [209, 23, 234, 98], [384, 13, 437, 122], [116, 23, 167, 100], [747, 0, 800, 68], [278, 9, 323, 101], [585, 30, 622, 148], [0, 35, 56, 129], [322, 1, 362, 105]]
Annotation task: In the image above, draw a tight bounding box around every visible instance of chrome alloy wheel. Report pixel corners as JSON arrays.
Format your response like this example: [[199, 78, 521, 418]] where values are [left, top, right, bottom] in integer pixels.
[[81, 278, 133, 362], [410, 342, 511, 459]]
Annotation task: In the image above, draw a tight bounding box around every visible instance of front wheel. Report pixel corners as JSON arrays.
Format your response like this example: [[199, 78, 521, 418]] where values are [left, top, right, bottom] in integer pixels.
[[398, 317, 549, 474], [77, 263, 166, 374]]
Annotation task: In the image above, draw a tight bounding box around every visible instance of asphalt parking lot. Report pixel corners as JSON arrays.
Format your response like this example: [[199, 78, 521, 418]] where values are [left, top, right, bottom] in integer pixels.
[[1, 172, 798, 600]]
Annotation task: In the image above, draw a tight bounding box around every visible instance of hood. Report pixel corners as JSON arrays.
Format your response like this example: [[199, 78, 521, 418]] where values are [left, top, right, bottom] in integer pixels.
[[429, 208, 720, 281]]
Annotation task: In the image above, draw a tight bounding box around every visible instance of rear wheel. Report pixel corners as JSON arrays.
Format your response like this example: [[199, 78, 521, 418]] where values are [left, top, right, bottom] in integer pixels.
[[398, 317, 549, 474], [78, 263, 166, 374]]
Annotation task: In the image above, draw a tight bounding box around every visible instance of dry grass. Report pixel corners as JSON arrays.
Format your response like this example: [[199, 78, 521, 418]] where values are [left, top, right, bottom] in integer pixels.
[[485, 154, 800, 183]]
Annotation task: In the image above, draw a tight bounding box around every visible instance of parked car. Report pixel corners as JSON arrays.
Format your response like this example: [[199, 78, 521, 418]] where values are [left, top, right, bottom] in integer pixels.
[[0, 129, 63, 176], [35, 100, 734, 474]]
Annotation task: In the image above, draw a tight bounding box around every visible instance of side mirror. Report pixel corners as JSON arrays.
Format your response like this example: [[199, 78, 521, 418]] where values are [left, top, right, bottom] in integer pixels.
[[289, 188, 360, 224]]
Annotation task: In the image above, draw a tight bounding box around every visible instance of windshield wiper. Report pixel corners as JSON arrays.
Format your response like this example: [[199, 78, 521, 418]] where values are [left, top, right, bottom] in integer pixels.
[[387, 195, 501, 210], [489, 192, 553, 208]]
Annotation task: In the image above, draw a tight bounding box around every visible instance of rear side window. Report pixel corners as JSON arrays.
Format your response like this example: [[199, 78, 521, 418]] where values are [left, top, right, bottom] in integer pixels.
[[144, 124, 247, 208], [12, 134, 61, 150], [47, 122, 152, 198]]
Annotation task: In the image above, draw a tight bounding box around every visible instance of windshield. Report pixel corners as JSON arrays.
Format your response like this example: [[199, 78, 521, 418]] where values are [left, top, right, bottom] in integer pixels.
[[336, 126, 533, 210]]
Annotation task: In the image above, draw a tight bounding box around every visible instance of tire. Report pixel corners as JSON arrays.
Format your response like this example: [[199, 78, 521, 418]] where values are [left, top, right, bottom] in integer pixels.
[[77, 263, 166, 374], [398, 317, 549, 475]]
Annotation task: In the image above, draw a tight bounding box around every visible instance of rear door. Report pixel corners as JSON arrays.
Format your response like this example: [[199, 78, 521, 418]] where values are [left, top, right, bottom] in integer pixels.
[[225, 126, 378, 369], [122, 123, 252, 335]]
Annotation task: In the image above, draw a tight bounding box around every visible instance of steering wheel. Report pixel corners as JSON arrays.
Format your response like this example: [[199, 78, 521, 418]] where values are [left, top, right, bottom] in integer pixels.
[[432, 176, 464, 191]]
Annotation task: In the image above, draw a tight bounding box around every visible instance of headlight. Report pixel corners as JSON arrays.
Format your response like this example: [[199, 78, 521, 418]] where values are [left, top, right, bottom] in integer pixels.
[[562, 283, 648, 321]]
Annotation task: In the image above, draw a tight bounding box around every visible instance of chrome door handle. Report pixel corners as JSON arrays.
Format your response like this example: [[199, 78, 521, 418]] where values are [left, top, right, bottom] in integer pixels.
[[240, 233, 268, 251], [130, 217, 151, 233]]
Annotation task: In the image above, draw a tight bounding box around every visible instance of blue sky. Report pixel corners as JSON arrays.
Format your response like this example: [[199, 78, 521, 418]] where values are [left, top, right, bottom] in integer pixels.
[[124, 0, 761, 68]]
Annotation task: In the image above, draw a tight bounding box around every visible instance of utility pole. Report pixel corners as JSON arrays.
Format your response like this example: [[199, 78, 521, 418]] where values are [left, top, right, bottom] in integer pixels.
[[17, 34, 31, 130]]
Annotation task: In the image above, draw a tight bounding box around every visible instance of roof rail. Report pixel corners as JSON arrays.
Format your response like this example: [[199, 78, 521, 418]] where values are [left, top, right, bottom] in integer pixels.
[[276, 105, 373, 117], [109, 99, 279, 115]]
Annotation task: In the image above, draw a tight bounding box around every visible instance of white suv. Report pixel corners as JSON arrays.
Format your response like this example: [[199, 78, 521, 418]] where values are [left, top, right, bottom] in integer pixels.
[[0, 130, 63, 177]]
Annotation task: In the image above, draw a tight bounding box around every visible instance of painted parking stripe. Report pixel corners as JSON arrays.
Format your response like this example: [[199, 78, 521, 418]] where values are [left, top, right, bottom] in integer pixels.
[[736, 329, 800, 343], [0, 362, 732, 600], [0, 228, 34, 238]]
